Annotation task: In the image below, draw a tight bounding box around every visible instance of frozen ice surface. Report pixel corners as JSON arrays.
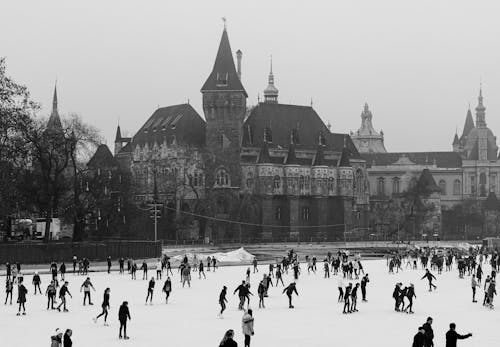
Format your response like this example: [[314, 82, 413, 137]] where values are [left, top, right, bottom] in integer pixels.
[[0, 259, 498, 346]]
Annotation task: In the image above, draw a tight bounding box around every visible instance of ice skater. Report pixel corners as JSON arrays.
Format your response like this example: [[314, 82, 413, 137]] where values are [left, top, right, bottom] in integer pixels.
[[16, 278, 27, 316], [118, 301, 131, 340], [162, 277, 172, 303], [422, 317, 434, 347], [471, 274, 480, 302], [119, 257, 125, 274], [361, 274, 369, 301], [275, 267, 284, 286], [343, 283, 352, 313], [141, 260, 148, 280], [45, 280, 57, 310], [323, 260, 330, 278], [156, 259, 162, 280], [57, 281, 72, 312], [80, 277, 95, 305], [421, 269, 437, 291], [32, 271, 41, 295], [258, 280, 266, 308], [283, 282, 298, 308], [145, 277, 155, 304], [412, 326, 425, 347], [107, 256, 112, 274], [242, 309, 254, 347], [403, 284, 416, 314], [350, 283, 359, 312], [5, 278, 13, 305], [94, 288, 110, 325], [219, 329, 237, 347], [218, 286, 228, 318], [445, 323, 472, 347], [253, 258, 258, 273], [199, 260, 206, 279], [181, 265, 191, 288], [337, 277, 344, 302]]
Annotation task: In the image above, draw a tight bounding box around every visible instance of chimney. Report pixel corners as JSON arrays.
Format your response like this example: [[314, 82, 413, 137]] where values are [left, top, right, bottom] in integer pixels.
[[236, 49, 242, 80]]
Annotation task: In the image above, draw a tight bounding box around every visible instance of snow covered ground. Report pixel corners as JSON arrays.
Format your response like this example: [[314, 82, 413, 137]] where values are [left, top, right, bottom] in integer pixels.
[[0, 258, 497, 347]]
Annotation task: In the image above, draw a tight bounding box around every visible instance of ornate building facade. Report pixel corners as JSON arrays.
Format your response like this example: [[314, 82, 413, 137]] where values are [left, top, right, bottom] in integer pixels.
[[89, 26, 370, 242]]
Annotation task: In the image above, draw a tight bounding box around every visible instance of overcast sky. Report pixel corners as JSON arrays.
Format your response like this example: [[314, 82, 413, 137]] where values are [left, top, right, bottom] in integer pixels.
[[2, 0, 500, 152]]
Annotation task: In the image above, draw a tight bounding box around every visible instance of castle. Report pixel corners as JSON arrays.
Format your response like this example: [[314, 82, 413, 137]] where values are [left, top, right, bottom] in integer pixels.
[[95, 26, 370, 242]]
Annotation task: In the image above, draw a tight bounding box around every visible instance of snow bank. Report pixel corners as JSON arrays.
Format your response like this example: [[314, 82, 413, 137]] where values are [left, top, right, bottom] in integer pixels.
[[171, 247, 255, 264]]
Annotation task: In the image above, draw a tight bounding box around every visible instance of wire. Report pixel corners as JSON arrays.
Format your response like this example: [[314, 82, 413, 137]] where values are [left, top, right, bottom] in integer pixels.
[[162, 205, 346, 229]]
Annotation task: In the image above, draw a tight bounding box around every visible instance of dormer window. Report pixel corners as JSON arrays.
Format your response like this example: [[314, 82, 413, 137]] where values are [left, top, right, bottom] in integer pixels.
[[264, 127, 273, 143], [216, 72, 229, 86]]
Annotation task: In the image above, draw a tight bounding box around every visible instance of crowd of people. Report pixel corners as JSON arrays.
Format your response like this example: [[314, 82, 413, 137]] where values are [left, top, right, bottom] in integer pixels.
[[2, 245, 499, 346]]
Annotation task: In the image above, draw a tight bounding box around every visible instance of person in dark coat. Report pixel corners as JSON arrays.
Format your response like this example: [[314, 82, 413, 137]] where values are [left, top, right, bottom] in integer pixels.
[[360, 274, 369, 301], [218, 286, 228, 318], [283, 282, 299, 308], [219, 329, 238, 347], [32, 271, 41, 295], [412, 326, 426, 347], [421, 269, 437, 291], [17, 279, 28, 315], [445, 323, 472, 347], [118, 301, 131, 339], [422, 317, 434, 347], [63, 329, 72, 347]]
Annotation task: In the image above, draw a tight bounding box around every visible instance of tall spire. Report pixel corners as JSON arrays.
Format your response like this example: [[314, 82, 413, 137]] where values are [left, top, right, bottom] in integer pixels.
[[52, 82, 58, 114], [115, 124, 122, 142], [201, 23, 247, 96], [263, 55, 279, 103], [46, 82, 63, 131], [475, 83, 486, 127]]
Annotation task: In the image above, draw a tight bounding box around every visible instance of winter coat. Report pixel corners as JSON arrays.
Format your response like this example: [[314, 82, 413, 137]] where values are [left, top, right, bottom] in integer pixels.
[[50, 334, 62, 347], [163, 280, 172, 292], [219, 338, 238, 347], [17, 284, 27, 303], [422, 322, 434, 347], [445, 330, 471, 347], [242, 313, 254, 336], [412, 332, 425, 347], [63, 333, 72, 347], [118, 304, 131, 322]]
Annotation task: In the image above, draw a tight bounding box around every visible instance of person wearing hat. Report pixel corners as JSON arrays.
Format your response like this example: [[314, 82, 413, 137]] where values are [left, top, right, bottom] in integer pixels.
[[422, 317, 434, 347], [445, 323, 471, 347], [412, 326, 425, 347]]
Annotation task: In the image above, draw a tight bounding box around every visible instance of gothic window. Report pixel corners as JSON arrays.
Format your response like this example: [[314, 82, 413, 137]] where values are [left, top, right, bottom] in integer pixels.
[[355, 169, 364, 194], [301, 207, 310, 221], [246, 172, 254, 189], [305, 176, 310, 189], [327, 177, 335, 192], [273, 175, 281, 189], [392, 177, 400, 194], [377, 177, 385, 196], [453, 179, 462, 195], [470, 175, 476, 195], [479, 173, 486, 197], [275, 207, 281, 221], [299, 175, 305, 190], [215, 169, 230, 187], [438, 179, 446, 195], [490, 174, 497, 193]]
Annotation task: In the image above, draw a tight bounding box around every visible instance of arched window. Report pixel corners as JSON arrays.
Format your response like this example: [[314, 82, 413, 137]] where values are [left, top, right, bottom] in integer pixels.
[[246, 172, 254, 189], [215, 169, 230, 187], [273, 175, 281, 189], [301, 207, 310, 221], [453, 179, 461, 195], [327, 177, 335, 191], [479, 173, 486, 197], [377, 177, 385, 196], [275, 207, 281, 221], [438, 179, 446, 195], [392, 177, 400, 194]]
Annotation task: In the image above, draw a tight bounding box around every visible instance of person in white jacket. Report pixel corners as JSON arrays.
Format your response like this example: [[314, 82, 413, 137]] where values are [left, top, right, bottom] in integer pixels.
[[156, 260, 163, 280], [242, 309, 254, 347]]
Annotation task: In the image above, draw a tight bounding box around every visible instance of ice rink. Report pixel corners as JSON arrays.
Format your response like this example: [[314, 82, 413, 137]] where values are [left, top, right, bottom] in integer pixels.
[[0, 258, 497, 346]]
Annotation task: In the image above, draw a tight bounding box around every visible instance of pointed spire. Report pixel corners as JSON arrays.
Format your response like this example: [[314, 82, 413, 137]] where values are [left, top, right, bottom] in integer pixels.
[[52, 82, 58, 113], [339, 135, 351, 167], [475, 84, 486, 127], [46, 82, 63, 131], [312, 144, 325, 166], [461, 107, 475, 139], [201, 25, 247, 96], [257, 139, 271, 164], [115, 124, 122, 142], [285, 142, 298, 165], [263, 55, 279, 104], [452, 133, 459, 145]]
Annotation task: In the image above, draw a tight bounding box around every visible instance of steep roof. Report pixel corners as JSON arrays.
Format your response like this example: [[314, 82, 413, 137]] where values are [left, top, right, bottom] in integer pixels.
[[87, 144, 117, 168], [417, 169, 441, 194], [132, 103, 205, 148], [257, 141, 271, 164], [46, 84, 63, 132], [285, 143, 299, 165], [459, 108, 475, 144], [115, 125, 122, 142], [201, 29, 247, 96], [338, 146, 351, 167], [242, 102, 361, 159], [362, 152, 462, 168], [312, 145, 325, 166], [452, 133, 459, 145]]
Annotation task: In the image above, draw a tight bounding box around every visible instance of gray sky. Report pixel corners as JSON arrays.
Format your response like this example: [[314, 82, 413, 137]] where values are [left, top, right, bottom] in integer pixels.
[[2, 0, 500, 152]]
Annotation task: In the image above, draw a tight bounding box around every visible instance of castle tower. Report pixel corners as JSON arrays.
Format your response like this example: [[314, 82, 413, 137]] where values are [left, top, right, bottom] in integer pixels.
[[114, 124, 123, 156], [475, 86, 489, 161], [351, 103, 386, 153], [263, 56, 279, 104]]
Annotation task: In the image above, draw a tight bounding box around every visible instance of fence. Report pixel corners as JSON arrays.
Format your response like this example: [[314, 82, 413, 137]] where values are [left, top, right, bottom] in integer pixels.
[[0, 240, 162, 264]]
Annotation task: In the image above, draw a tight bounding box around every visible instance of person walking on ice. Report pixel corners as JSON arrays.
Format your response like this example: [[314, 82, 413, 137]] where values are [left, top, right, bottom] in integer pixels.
[[421, 269, 437, 292], [283, 282, 298, 308], [145, 277, 155, 305], [93, 287, 110, 325], [218, 286, 228, 318], [162, 277, 172, 303], [199, 260, 206, 279], [242, 309, 254, 347], [118, 301, 131, 340], [80, 277, 95, 305]]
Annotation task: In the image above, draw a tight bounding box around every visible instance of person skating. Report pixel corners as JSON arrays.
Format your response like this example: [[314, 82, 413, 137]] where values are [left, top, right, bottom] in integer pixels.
[[5, 278, 13, 305], [445, 323, 472, 347], [361, 274, 369, 301], [212, 257, 217, 271], [404, 284, 416, 314], [145, 277, 155, 304], [393, 283, 402, 311], [60, 262, 66, 281], [131, 261, 137, 280], [199, 260, 206, 279], [242, 309, 254, 347], [323, 260, 330, 278], [181, 265, 191, 288], [94, 288, 111, 325], [486, 279, 496, 308], [283, 282, 298, 308], [337, 277, 344, 302], [218, 286, 228, 318], [476, 264, 482, 283], [471, 274, 480, 302], [80, 277, 95, 305], [140, 260, 148, 280], [107, 256, 112, 274], [156, 259, 162, 280], [253, 258, 258, 273], [422, 317, 434, 347], [257, 280, 266, 308], [412, 326, 426, 347], [421, 269, 437, 292], [46, 280, 57, 310], [219, 329, 237, 347], [119, 257, 125, 274], [483, 275, 491, 306], [234, 281, 248, 310], [162, 277, 172, 303], [32, 271, 41, 295], [350, 283, 359, 312], [16, 278, 27, 316], [63, 329, 72, 347], [118, 301, 131, 340], [72, 255, 77, 274], [57, 281, 72, 312], [343, 283, 352, 313]]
